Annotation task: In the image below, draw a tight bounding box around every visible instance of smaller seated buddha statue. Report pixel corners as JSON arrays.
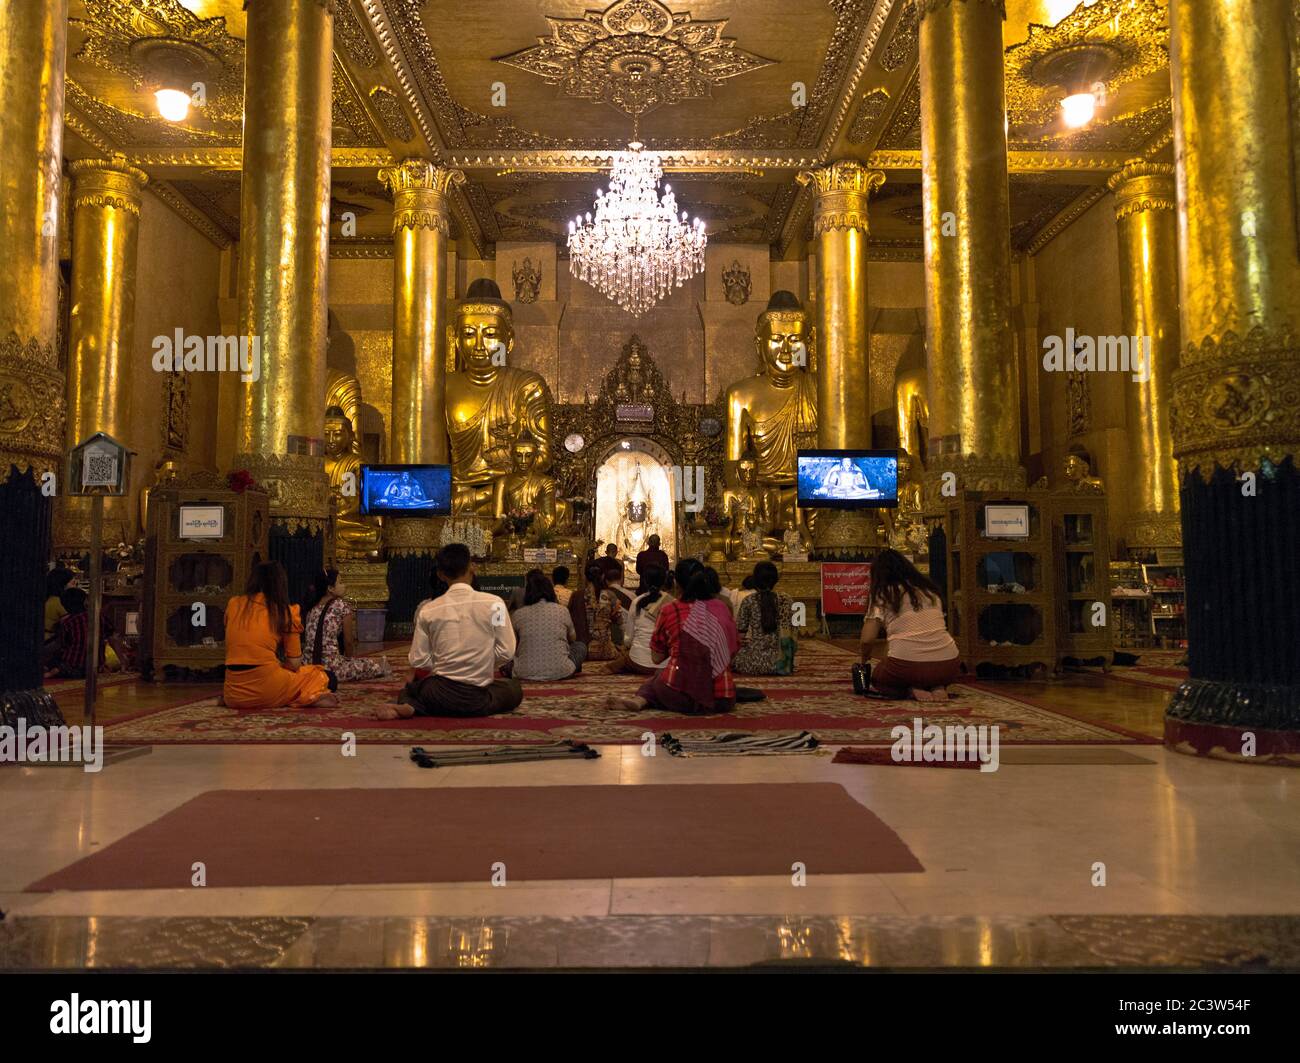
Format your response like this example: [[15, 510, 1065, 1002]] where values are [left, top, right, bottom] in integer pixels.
[[719, 450, 782, 560], [324, 404, 382, 559], [493, 433, 570, 541]]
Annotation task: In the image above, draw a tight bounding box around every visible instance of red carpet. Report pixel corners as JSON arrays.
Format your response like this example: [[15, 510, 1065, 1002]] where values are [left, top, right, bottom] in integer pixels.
[[101, 642, 1151, 746], [27, 783, 923, 890]]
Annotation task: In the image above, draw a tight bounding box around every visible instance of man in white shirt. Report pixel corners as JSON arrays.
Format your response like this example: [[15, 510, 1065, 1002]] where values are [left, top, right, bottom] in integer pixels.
[[374, 543, 523, 719]]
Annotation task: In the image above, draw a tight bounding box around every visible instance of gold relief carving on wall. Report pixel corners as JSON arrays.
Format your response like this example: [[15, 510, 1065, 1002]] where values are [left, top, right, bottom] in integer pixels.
[[722, 260, 751, 306], [495, 0, 775, 117], [1169, 327, 1300, 477], [333, 65, 378, 148], [512, 258, 542, 304], [877, 72, 921, 150], [162, 368, 188, 455], [0, 333, 65, 483]]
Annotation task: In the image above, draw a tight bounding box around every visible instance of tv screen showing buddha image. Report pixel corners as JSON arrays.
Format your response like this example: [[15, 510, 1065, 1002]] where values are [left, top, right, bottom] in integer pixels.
[[359, 465, 452, 516], [796, 450, 898, 509]]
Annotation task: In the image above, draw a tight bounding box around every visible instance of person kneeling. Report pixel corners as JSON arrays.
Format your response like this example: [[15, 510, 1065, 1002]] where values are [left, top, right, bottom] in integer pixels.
[[377, 543, 523, 720], [857, 549, 961, 701]]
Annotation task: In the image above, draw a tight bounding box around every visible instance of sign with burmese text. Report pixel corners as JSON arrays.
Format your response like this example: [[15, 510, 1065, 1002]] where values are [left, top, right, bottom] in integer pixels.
[[820, 563, 872, 615]]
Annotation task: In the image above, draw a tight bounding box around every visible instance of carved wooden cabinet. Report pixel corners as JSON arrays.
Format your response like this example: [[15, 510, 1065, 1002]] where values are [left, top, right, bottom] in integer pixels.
[[141, 472, 269, 680], [1049, 489, 1114, 667], [943, 490, 1057, 675]]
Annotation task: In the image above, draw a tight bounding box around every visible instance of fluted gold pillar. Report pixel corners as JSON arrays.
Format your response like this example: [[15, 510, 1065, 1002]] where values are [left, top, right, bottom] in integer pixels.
[[1164, 0, 1300, 757], [797, 161, 883, 553], [1108, 160, 1180, 550], [233, 0, 333, 531], [58, 158, 148, 547], [0, 0, 69, 706], [379, 159, 462, 557], [918, 0, 1023, 495]]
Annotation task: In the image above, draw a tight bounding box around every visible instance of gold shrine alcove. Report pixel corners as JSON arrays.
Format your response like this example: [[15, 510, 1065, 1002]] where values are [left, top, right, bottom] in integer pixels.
[[550, 335, 726, 570]]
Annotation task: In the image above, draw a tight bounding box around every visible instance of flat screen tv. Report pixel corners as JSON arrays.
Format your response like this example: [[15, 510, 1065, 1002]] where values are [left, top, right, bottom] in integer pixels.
[[359, 464, 452, 517], [796, 450, 898, 509]]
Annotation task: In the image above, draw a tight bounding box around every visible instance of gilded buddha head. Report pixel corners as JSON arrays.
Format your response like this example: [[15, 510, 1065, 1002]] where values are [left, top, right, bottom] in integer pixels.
[[453, 278, 514, 374], [510, 434, 540, 475], [323, 405, 356, 459], [756, 290, 811, 381]]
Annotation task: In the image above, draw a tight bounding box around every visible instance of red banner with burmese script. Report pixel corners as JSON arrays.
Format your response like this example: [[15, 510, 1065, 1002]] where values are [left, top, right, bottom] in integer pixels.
[[820, 563, 873, 615]]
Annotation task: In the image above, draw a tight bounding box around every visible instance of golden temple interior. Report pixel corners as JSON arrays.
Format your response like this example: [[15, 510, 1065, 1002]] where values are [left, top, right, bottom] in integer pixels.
[[1, 0, 1299, 991]]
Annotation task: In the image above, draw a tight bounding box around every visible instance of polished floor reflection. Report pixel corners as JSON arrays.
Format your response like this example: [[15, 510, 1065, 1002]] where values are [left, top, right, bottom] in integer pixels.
[[2, 914, 1298, 970]]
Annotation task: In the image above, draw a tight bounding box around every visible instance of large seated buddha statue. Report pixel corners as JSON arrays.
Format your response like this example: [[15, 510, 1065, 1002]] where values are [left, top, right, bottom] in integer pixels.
[[445, 278, 554, 514], [722, 290, 818, 541]]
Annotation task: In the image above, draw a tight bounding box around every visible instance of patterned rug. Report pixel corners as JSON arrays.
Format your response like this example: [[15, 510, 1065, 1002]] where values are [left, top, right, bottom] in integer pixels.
[[103, 642, 1153, 747], [44, 672, 141, 694], [1110, 650, 1189, 691]]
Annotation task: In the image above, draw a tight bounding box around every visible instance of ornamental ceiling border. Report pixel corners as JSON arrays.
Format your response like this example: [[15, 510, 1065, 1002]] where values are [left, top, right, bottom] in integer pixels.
[[382, 0, 885, 153]]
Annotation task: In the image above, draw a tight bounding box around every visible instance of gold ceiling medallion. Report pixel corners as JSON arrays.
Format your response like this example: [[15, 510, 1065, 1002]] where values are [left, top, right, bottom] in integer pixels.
[[71, 0, 245, 128], [1004, 0, 1169, 125], [496, 0, 774, 117]]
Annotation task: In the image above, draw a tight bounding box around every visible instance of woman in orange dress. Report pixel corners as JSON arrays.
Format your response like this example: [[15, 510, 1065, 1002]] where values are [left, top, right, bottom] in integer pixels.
[[222, 562, 337, 709]]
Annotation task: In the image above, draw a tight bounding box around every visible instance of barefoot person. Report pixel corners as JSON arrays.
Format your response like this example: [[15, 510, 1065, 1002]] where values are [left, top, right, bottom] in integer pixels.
[[376, 543, 523, 720], [605, 560, 739, 716], [223, 562, 337, 709], [857, 549, 961, 701]]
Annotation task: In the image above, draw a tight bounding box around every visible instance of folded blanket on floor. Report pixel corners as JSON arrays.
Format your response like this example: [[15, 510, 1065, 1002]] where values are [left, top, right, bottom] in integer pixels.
[[660, 730, 821, 757]]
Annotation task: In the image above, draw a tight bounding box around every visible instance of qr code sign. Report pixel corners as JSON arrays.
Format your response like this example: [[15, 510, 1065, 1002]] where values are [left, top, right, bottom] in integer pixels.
[[82, 451, 118, 487]]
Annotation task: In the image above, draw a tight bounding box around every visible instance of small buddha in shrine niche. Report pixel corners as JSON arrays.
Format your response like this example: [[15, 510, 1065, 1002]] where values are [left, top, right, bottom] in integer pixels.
[[493, 433, 569, 535], [324, 405, 382, 558], [1061, 448, 1105, 494]]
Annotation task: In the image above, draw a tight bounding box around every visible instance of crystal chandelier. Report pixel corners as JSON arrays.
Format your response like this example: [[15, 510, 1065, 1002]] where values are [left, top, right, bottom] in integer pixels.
[[567, 142, 706, 316]]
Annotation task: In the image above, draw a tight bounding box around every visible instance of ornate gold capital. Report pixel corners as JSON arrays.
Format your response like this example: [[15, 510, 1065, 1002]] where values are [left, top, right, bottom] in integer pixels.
[[797, 162, 885, 236], [70, 155, 148, 216], [1169, 327, 1300, 478], [914, 0, 1007, 20], [379, 160, 464, 235], [385, 516, 441, 556], [1124, 511, 1182, 549], [921, 453, 1026, 510], [232, 452, 331, 520], [0, 332, 64, 484], [1108, 158, 1176, 220]]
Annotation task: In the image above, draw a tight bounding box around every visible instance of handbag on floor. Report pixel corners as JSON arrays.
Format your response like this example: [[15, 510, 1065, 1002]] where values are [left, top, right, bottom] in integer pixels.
[[851, 662, 871, 697]]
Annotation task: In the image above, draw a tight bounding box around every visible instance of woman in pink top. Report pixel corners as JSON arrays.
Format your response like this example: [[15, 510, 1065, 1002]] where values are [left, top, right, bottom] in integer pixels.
[[859, 549, 961, 701]]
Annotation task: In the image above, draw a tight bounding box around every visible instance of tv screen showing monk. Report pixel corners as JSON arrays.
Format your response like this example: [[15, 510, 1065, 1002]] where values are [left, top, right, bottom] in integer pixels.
[[796, 450, 898, 509], [359, 465, 452, 516]]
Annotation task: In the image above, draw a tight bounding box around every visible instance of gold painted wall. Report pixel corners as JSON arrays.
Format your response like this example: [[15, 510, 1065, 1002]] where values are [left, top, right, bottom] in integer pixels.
[[130, 192, 223, 537], [1032, 192, 1132, 539]]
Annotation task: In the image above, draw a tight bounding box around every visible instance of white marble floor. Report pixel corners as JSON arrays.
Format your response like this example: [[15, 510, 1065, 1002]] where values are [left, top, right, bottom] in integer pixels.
[[2, 742, 1297, 920]]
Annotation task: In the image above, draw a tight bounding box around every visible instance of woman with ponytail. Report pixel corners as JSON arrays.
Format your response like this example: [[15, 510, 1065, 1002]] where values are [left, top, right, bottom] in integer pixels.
[[302, 568, 392, 682], [733, 560, 797, 675]]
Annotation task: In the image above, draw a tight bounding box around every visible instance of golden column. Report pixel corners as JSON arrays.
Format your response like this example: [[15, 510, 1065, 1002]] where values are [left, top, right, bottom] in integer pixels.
[[917, 0, 1023, 495], [797, 160, 884, 553], [1107, 160, 1180, 551], [1164, 0, 1300, 759], [59, 157, 149, 547], [233, 0, 334, 590], [0, 0, 69, 710]]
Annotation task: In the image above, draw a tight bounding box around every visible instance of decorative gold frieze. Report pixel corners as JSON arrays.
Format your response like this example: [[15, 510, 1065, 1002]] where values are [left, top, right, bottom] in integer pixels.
[[385, 517, 441, 556], [335, 0, 378, 67], [880, 1, 919, 71], [0, 332, 64, 484], [847, 90, 891, 145], [1169, 328, 1300, 477], [233, 452, 332, 520], [1024, 185, 1108, 256], [122, 147, 395, 171], [1124, 511, 1182, 548]]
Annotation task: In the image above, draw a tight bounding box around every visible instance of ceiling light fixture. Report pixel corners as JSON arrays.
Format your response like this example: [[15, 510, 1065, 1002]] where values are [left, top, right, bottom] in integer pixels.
[[568, 142, 706, 317], [1060, 90, 1097, 128], [155, 87, 191, 122]]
